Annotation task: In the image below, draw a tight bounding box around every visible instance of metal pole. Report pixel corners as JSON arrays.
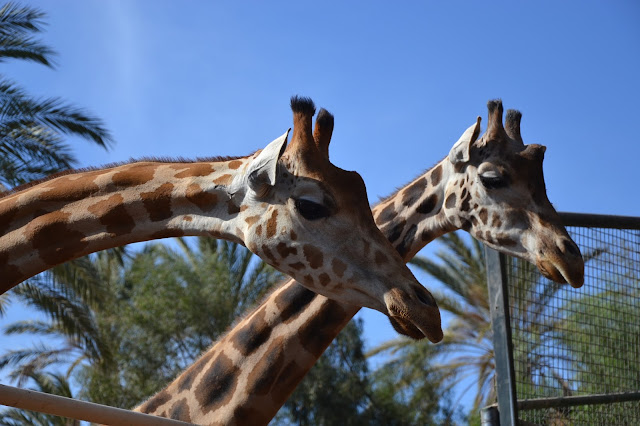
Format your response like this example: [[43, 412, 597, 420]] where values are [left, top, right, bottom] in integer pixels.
[[485, 247, 519, 426], [480, 404, 500, 425], [0, 384, 192, 425]]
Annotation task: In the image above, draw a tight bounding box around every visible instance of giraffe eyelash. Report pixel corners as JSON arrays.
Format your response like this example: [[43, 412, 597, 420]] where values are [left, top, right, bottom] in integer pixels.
[[294, 198, 331, 220]]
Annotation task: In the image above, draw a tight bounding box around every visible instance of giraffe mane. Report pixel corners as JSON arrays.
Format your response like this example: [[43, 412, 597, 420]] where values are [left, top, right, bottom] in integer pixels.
[[0, 154, 254, 199]]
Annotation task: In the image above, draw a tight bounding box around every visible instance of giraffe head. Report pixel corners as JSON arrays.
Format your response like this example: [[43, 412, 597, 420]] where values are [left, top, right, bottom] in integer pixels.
[[443, 99, 584, 287], [231, 96, 443, 342]]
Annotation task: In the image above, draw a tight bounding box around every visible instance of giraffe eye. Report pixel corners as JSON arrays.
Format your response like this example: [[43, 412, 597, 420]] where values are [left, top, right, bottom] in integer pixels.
[[480, 174, 509, 190], [295, 198, 331, 220]]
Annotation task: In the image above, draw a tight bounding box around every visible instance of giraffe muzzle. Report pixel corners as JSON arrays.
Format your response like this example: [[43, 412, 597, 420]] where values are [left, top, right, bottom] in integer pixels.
[[536, 238, 584, 288], [384, 287, 443, 342]]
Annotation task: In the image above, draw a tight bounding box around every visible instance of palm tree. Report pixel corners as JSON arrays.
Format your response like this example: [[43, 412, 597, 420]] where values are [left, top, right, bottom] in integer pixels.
[[1, 238, 285, 415], [0, 249, 125, 386], [369, 232, 574, 419], [0, 2, 111, 188], [0, 1, 114, 383], [0, 1, 113, 330], [75, 237, 285, 408]]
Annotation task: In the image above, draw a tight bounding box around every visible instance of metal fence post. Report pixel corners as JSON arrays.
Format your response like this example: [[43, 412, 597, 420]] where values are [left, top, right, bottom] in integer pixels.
[[485, 246, 519, 426]]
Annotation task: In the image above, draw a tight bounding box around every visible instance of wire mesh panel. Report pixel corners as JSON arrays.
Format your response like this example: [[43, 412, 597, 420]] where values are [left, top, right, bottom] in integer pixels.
[[503, 215, 640, 425]]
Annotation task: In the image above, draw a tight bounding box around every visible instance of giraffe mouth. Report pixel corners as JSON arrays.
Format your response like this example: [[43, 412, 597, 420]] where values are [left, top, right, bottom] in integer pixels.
[[537, 259, 584, 288]]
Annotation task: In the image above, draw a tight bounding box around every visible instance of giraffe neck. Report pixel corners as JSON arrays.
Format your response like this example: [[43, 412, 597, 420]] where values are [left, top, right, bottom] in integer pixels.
[[136, 157, 458, 424], [0, 156, 256, 293]]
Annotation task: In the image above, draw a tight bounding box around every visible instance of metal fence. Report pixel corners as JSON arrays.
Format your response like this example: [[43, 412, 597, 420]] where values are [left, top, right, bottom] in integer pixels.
[[485, 212, 640, 426]]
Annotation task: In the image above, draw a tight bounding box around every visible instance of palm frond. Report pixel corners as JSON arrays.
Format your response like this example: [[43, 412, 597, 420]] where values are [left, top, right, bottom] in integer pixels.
[[0, 3, 54, 66]]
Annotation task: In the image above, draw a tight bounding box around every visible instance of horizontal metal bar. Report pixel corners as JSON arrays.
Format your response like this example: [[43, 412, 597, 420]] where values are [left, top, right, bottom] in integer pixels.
[[0, 384, 192, 425], [518, 391, 640, 411], [559, 212, 640, 230]]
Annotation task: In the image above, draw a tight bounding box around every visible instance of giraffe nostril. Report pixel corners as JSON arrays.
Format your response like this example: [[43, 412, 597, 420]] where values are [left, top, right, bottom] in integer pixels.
[[561, 239, 581, 257], [413, 285, 436, 308]]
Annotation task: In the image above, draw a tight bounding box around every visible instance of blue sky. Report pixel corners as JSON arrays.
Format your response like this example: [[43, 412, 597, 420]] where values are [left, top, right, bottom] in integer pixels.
[[2, 0, 639, 413]]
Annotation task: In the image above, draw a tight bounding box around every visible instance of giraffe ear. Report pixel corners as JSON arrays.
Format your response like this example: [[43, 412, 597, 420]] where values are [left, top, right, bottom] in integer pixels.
[[246, 129, 290, 196], [448, 116, 481, 165]]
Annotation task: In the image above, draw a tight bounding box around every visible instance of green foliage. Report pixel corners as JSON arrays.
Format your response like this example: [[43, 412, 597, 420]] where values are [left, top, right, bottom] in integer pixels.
[[1, 238, 285, 421], [371, 232, 569, 420], [0, 2, 111, 188], [272, 318, 449, 425], [73, 238, 284, 408]]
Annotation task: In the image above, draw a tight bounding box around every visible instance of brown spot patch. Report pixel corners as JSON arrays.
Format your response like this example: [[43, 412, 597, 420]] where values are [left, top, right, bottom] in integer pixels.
[[386, 219, 406, 243], [196, 351, 240, 412], [141, 183, 174, 221], [319, 272, 331, 286], [138, 390, 171, 414], [185, 183, 218, 211], [261, 244, 277, 264], [213, 173, 232, 185], [445, 193, 456, 209], [88, 194, 136, 235], [288, 261, 305, 271], [396, 223, 417, 259], [232, 306, 272, 356], [38, 173, 102, 202], [173, 163, 215, 178], [416, 194, 437, 215], [184, 215, 192, 221], [245, 336, 286, 396], [112, 164, 156, 187], [298, 299, 349, 357], [275, 284, 317, 323], [255, 224, 263, 236], [332, 258, 347, 278], [303, 274, 314, 287], [492, 214, 503, 228], [431, 164, 443, 186], [228, 160, 243, 169], [478, 208, 489, 224], [176, 349, 218, 392], [168, 398, 191, 422], [497, 234, 517, 246], [401, 178, 426, 208], [266, 209, 279, 238], [244, 214, 260, 227], [276, 242, 297, 258], [421, 229, 436, 243], [29, 211, 88, 266], [374, 202, 396, 225], [303, 244, 323, 269], [290, 230, 297, 240], [235, 227, 244, 241]]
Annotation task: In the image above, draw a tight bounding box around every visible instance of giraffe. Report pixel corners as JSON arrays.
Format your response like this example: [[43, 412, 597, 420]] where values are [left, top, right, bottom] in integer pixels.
[[135, 100, 585, 425], [0, 96, 443, 341]]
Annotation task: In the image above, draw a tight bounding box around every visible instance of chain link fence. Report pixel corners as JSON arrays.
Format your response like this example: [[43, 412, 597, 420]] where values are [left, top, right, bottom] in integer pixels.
[[485, 213, 640, 425]]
